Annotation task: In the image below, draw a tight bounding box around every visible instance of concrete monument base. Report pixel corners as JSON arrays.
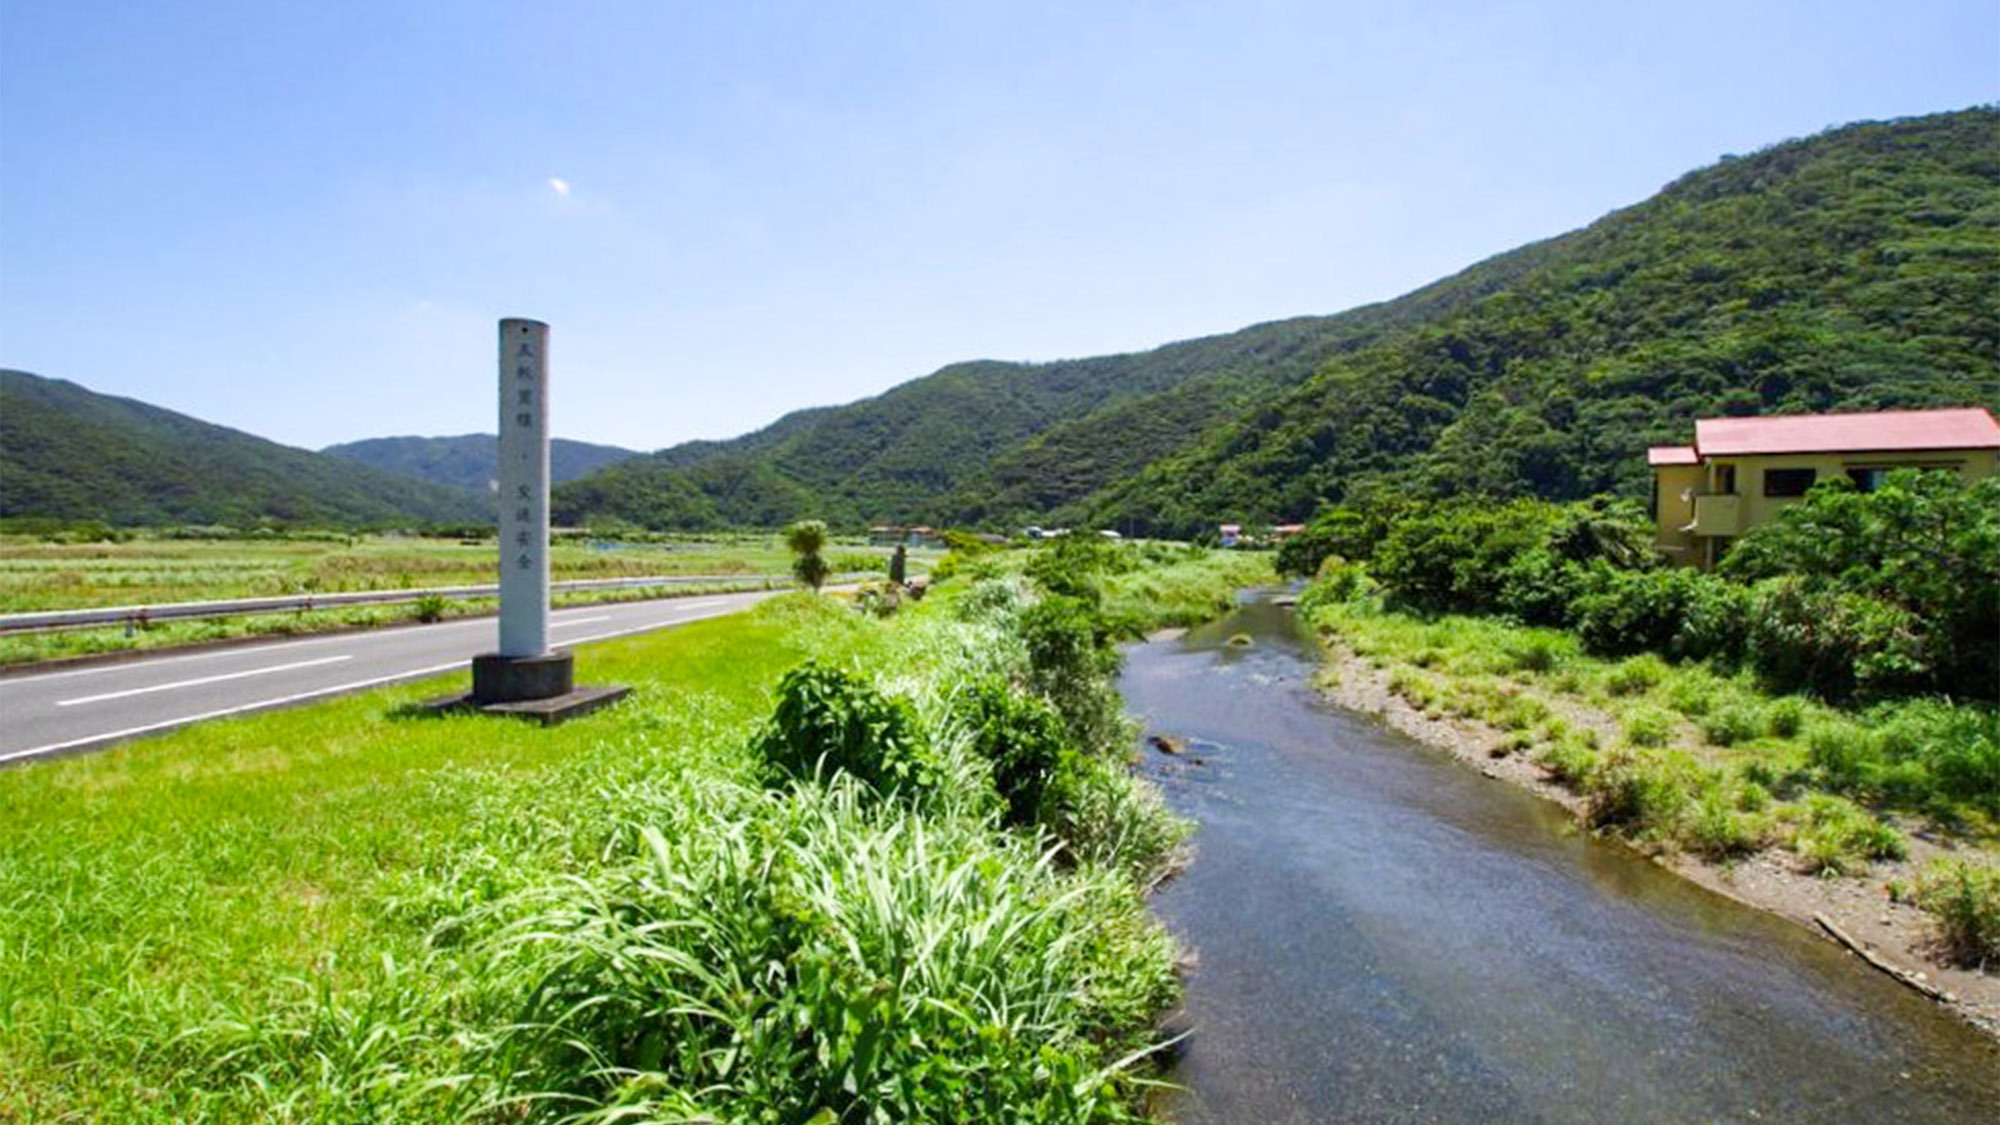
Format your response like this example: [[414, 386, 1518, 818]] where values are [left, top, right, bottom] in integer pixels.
[[418, 651, 631, 727], [473, 651, 574, 703]]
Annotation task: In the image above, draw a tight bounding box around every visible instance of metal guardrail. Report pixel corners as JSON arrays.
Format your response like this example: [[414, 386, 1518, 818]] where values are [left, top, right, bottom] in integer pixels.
[[0, 572, 871, 635]]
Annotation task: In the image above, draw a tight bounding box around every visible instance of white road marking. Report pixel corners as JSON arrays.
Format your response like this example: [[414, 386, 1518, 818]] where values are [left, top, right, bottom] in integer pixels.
[[555, 609, 735, 649], [2, 660, 468, 766], [56, 655, 355, 707], [549, 615, 612, 627], [2, 615, 490, 684], [0, 593, 770, 768], [0, 601, 728, 686]]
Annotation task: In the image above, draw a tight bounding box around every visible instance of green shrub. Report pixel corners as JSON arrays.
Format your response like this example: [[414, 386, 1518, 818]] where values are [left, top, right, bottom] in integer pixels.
[[960, 678, 1074, 830], [1916, 860, 2000, 968], [1662, 676, 1716, 717], [1791, 794, 1905, 875], [1622, 705, 1676, 748], [1020, 597, 1125, 754], [1806, 722, 1877, 794], [1536, 736, 1600, 786], [754, 662, 936, 799], [1508, 636, 1563, 674], [1868, 700, 2000, 818], [1297, 558, 1375, 621], [411, 594, 449, 623], [1689, 786, 1765, 859], [1765, 697, 1807, 739], [1605, 654, 1666, 696], [1586, 750, 1704, 837], [1701, 704, 1761, 748], [1746, 579, 1927, 703]]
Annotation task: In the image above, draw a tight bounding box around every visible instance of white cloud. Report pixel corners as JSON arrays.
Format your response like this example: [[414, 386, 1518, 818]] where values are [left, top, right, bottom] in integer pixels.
[[547, 177, 572, 197]]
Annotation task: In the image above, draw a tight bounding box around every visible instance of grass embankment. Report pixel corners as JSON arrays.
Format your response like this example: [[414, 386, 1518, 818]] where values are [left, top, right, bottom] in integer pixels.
[[0, 534, 900, 667], [0, 544, 1252, 1122], [1300, 591, 2000, 976]]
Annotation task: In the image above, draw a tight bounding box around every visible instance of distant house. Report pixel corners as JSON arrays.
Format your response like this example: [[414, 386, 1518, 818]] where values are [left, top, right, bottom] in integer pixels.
[[1218, 523, 1242, 548], [1648, 407, 2000, 567]]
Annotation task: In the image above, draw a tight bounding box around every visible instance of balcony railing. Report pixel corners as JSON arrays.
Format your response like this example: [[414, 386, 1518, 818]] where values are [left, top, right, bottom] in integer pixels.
[[1692, 493, 1743, 537]]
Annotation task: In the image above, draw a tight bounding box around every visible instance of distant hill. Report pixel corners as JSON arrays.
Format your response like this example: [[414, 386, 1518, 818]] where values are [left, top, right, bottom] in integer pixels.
[[0, 371, 489, 526], [323, 434, 643, 493], [554, 106, 2000, 534]]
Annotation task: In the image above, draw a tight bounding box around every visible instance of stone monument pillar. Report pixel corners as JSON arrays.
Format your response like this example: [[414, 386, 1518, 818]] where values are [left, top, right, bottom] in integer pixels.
[[454, 318, 625, 722]]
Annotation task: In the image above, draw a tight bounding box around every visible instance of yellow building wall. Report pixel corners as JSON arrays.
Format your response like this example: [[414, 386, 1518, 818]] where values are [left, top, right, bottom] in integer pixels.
[[1653, 446, 1998, 567], [1651, 464, 1702, 562]]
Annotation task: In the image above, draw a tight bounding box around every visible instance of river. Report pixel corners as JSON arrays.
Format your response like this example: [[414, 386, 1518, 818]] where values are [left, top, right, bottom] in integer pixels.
[[1122, 595, 2000, 1123]]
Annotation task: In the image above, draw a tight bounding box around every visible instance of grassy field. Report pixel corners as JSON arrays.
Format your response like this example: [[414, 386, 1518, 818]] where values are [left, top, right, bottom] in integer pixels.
[[0, 546, 1259, 1122], [0, 533, 908, 667], [0, 533, 888, 612]]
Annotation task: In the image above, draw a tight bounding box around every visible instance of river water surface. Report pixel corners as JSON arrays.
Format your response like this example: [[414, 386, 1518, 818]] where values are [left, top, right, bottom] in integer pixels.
[[1123, 596, 2000, 1124]]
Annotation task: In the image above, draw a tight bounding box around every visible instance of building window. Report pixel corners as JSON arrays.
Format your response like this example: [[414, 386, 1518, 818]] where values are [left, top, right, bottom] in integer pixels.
[[1847, 467, 1890, 493], [1715, 465, 1736, 494], [1763, 468, 1817, 497]]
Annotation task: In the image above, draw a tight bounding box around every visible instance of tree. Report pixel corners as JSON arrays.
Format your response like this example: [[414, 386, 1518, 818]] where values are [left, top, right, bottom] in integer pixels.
[[785, 519, 831, 591]]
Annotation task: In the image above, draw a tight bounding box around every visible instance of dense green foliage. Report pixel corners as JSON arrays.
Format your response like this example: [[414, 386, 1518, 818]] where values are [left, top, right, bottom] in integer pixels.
[[322, 433, 641, 492], [785, 517, 832, 589], [0, 370, 490, 526], [1291, 470, 1999, 705], [755, 661, 937, 798]]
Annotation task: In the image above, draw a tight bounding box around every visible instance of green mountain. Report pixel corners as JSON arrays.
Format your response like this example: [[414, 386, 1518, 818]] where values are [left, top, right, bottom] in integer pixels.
[[323, 434, 643, 493], [1086, 108, 2000, 534], [0, 371, 489, 526], [554, 259, 1538, 530], [561, 108, 1999, 534]]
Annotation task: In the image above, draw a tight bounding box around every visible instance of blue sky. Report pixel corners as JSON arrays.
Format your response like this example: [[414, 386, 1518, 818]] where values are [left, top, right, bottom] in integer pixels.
[[2, 1, 1994, 452]]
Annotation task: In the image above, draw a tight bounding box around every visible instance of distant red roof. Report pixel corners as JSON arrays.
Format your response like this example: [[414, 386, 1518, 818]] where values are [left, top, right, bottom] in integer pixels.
[[1647, 445, 1699, 466], [1693, 408, 2000, 458]]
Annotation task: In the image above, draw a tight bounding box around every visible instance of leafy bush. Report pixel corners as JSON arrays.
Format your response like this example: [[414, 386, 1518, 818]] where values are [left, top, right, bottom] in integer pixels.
[[754, 662, 936, 799], [1586, 750, 1705, 837], [1373, 499, 1558, 615], [1916, 860, 2000, 968], [1701, 704, 1761, 748], [411, 594, 449, 623], [1765, 697, 1807, 739], [1726, 472, 1999, 702], [960, 678, 1075, 829], [1746, 579, 1927, 702], [1621, 705, 1676, 748], [1604, 655, 1667, 696], [1020, 597, 1126, 754], [1791, 794, 1906, 875]]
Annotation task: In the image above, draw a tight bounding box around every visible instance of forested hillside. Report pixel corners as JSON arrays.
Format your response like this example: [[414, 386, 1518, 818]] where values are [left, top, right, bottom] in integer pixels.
[[324, 434, 642, 493], [1087, 108, 2000, 533], [556, 107, 2000, 533], [0, 371, 488, 526]]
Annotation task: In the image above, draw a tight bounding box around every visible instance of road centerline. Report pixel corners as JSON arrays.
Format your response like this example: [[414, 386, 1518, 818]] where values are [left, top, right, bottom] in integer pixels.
[[56, 655, 356, 707]]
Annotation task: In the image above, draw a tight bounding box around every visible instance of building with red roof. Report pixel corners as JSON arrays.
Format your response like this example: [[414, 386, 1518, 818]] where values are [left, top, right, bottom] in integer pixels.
[[1649, 407, 2000, 567]]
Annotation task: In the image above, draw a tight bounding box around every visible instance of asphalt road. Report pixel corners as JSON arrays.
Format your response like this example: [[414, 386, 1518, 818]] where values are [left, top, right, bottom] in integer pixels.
[[0, 589, 780, 768]]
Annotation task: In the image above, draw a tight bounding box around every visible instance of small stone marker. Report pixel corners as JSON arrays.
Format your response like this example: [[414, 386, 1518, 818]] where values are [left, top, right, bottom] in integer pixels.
[[430, 318, 628, 726]]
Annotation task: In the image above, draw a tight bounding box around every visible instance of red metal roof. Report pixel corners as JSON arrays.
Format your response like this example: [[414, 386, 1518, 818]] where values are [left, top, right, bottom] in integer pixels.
[[1647, 445, 1700, 466], [1693, 408, 2000, 457]]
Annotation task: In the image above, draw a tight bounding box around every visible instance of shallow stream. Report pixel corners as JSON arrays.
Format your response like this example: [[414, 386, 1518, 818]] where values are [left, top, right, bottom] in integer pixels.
[[1123, 595, 2000, 1123]]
